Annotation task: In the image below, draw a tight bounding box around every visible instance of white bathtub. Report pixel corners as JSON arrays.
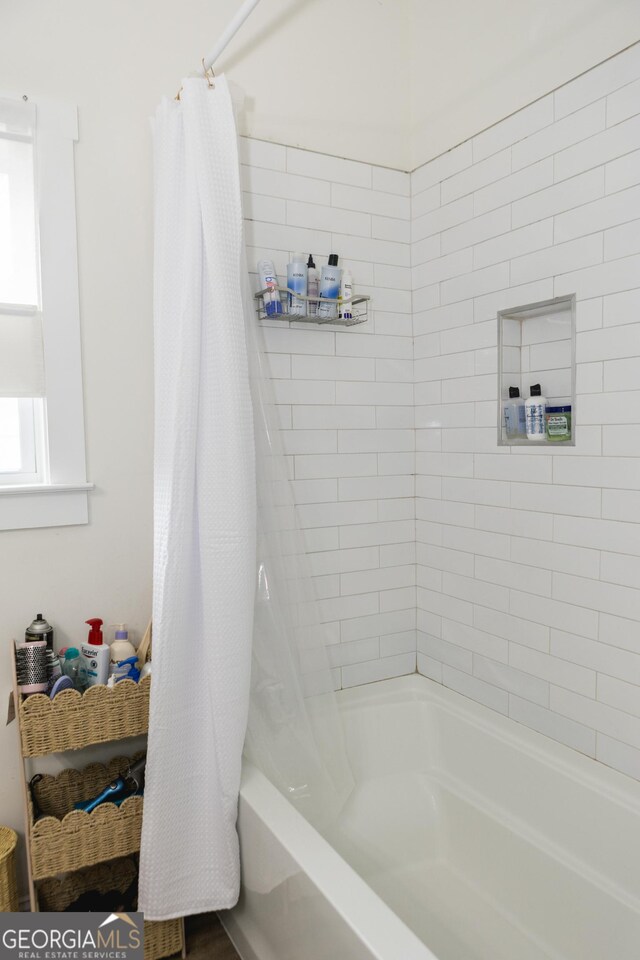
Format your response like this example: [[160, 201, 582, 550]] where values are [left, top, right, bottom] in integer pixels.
[[221, 675, 640, 960]]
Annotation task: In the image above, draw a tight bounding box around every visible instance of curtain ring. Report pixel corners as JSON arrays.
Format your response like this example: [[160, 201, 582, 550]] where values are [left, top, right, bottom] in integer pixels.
[[201, 58, 215, 88]]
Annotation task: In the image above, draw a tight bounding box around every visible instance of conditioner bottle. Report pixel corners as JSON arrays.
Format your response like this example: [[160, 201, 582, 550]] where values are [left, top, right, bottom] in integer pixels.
[[317, 254, 342, 320], [339, 269, 353, 321], [287, 252, 308, 317], [525, 384, 546, 441], [504, 387, 526, 439]]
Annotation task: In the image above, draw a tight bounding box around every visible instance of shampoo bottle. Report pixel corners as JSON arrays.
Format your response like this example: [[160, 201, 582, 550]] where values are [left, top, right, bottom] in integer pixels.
[[504, 387, 526, 439], [317, 254, 342, 320], [339, 269, 353, 320], [287, 252, 308, 317], [257, 259, 282, 316], [80, 618, 110, 687], [306, 254, 319, 316], [525, 384, 546, 441]]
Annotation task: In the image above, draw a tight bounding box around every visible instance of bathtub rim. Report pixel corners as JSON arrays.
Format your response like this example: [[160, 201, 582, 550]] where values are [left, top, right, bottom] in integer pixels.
[[223, 759, 437, 960]]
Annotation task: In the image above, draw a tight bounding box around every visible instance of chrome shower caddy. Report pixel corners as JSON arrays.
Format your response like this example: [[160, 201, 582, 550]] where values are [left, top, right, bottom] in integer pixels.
[[255, 287, 370, 327]]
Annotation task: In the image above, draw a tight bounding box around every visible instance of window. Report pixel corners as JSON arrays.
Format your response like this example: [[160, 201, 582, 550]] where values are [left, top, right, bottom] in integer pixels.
[[0, 95, 91, 530]]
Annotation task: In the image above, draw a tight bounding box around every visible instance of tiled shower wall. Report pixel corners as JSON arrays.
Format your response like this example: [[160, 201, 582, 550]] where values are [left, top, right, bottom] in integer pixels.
[[413, 42, 640, 780], [241, 138, 416, 689], [243, 40, 640, 781]]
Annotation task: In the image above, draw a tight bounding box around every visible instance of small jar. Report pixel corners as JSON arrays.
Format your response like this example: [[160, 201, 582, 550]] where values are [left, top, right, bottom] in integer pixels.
[[545, 405, 572, 442]]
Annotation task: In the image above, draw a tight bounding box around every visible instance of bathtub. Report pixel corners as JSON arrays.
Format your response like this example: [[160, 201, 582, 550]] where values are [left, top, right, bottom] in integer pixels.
[[221, 675, 640, 960]]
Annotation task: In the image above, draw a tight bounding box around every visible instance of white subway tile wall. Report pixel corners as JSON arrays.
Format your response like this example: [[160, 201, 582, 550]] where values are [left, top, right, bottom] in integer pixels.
[[242, 42, 640, 783], [412, 41, 640, 781], [242, 138, 416, 690]]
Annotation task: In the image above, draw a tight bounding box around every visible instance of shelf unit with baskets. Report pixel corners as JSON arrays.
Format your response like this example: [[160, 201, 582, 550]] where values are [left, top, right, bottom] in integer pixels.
[[11, 624, 185, 960]]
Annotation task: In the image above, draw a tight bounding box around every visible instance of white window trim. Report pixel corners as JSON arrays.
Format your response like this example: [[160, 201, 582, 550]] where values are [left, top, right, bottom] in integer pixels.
[[0, 94, 92, 530], [0, 398, 43, 483]]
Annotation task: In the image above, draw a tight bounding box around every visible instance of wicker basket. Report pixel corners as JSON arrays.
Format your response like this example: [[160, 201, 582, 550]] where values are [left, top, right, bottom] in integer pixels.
[[144, 916, 185, 960], [38, 858, 184, 960], [0, 826, 18, 912], [37, 857, 137, 910], [18, 676, 151, 758], [28, 755, 144, 880]]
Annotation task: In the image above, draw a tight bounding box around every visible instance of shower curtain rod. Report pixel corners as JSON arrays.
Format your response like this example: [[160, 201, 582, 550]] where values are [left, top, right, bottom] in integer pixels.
[[200, 0, 263, 75]]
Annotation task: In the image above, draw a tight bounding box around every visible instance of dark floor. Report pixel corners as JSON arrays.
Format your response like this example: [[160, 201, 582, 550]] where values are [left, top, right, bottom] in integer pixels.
[[185, 911, 240, 959]]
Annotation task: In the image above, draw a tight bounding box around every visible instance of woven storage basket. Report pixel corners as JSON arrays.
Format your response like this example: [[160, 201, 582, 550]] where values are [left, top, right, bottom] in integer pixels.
[[29, 754, 144, 880], [18, 675, 151, 758], [144, 916, 184, 960], [38, 858, 184, 960], [0, 826, 18, 912]]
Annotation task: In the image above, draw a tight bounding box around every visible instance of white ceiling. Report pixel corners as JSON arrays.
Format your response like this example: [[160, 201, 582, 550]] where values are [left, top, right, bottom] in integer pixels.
[[221, 0, 640, 170]]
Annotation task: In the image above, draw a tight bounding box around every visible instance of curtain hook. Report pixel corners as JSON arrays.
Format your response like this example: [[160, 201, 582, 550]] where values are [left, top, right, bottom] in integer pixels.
[[201, 58, 215, 88]]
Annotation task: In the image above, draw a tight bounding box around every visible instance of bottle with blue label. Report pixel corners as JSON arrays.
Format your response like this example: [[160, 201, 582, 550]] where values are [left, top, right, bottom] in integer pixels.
[[504, 386, 526, 439], [317, 254, 342, 320], [525, 384, 546, 441], [287, 253, 308, 317], [257, 259, 282, 316], [79, 618, 110, 686]]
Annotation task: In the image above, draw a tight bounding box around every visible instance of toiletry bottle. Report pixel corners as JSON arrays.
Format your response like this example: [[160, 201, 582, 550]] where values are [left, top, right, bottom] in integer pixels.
[[545, 404, 572, 442], [257, 259, 283, 316], [46, 648, 62, 684], [504, 387, 526, 439], [80, 618, 110, 687], [62, 647, 82, 688], [525, 384, 546, 441], [339, 268, 353, 320], [306, 254, 319, 316], [317, 254, 342, 320], [25, 613, 54, 649], [108, 656, 141, 685], [287, 252, 308, 317], [109, 624, 137, 677]]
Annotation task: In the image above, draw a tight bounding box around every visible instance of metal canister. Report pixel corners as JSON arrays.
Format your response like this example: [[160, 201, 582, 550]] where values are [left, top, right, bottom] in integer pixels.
[[25, 614, 54, 649]]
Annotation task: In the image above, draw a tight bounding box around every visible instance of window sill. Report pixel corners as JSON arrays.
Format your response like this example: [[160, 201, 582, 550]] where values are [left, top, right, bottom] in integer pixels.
[[0, 481, 93, 530]]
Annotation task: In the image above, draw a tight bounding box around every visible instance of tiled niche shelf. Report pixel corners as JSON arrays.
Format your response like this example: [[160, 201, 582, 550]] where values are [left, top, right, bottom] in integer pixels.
[[497, 294, 576, 447]]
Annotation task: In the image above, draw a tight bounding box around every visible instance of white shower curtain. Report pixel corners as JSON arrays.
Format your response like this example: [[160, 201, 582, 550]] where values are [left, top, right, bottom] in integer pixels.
[[139, 76, 256, 920]]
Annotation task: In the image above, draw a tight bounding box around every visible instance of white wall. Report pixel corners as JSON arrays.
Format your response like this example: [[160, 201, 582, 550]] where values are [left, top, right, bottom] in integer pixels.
[[413, 41, 640, 782], [0, 0, 410, 863], [409, 0, 640, 168], [1, 0, 412, 166]]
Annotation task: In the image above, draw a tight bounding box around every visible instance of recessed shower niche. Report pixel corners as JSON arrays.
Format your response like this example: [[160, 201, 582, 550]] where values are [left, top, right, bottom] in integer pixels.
[[497, 294, 576, 446]]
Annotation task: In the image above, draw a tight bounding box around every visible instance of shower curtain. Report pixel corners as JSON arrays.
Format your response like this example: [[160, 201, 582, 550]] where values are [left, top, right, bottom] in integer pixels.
[[141, 74, 353, 922], [139, 77, 256, 920]]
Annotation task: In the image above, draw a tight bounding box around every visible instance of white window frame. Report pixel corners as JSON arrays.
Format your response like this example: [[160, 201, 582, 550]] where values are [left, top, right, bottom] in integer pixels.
[[0, 94, 92, 530], [0, 398, 43, 483]]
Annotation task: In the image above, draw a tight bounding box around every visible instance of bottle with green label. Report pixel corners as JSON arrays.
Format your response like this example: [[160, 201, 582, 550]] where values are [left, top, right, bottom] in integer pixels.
[[545, 405, 572, 442]]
